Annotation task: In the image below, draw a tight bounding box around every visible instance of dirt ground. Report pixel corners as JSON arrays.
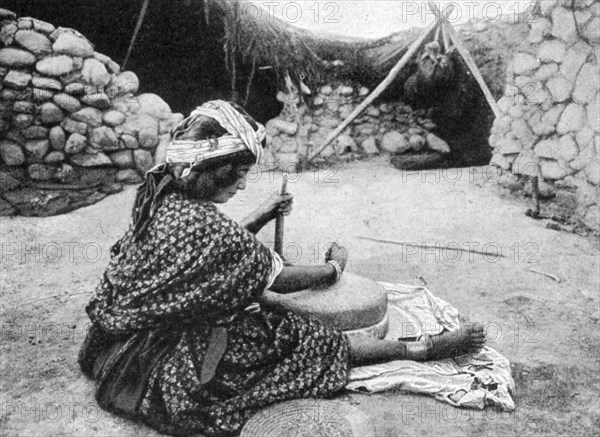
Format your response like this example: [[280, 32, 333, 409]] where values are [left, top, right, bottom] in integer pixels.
[[1, 158, 599, 436]]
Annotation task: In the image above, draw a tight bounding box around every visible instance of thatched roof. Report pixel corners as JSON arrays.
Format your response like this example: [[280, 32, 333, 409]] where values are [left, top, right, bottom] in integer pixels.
[[208, 0, 424, 87]]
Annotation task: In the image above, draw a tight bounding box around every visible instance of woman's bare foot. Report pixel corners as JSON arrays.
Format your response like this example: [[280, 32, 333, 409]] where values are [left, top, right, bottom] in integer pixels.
[[427, 323, 486, 359]]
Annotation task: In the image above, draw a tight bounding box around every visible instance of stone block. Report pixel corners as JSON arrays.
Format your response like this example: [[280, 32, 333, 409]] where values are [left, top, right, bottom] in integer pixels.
[[49, 126, 66, 150], [573, 63, 600, 104], [116, 169, 143, 184], [12, 113, 33, 129], [551, 7, 578, 43], [541, 104, 566, 127], [576, 126, 595, 148], [52, 32, 94, 57], [32, 88, 55, 103], [22, 126, 48, 139], [560, 41, 592, 82], [72, 107, 103, 127], [426, 133, 450, 154], [360, 137, 379, 154], [535, 63, 559, 81], [557, 103, 586, 134], [70, 152, 112, 167], [119, 134, 139, 149], [40, 102, 65, 125], [31, 76, 62, 90], [582, 17, 600, 43], [82, 58, 110, 87], [3, 70, 31, 89], [529, 17, 552, 43], [512, 53, 540, 75], [0, 140, 25, 165], [61, 117, 88, 135], [64, 133, 87, 154], [90, 126, 119, 150], [541, 159, 571, 180], [381, 131, 409, 153], [110, 150, 134, 168], [80, 93, 110, 109], [53, 93, 81, 113], [546, 76, 572, 102], [13, 100, 34, 113], [24, 139, 49, 161], [133, 149, 153, 174], [102, 110, 126, 127], [35, 55, 74, 76], [32, 18, 55, 35], [44, 151, 65, 164], [107, 71, 139, 97], [14, 30, 52, 56], [497, 138, 523, 155], [538, 40, 566, 63], [0, 47, 36, 67]]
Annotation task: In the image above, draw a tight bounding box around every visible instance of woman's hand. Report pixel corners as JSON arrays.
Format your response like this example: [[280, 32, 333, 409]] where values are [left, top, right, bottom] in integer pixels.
[[324, 242, 348, 272], [242, 192, 294, 234], [257, 192, 294, 222]]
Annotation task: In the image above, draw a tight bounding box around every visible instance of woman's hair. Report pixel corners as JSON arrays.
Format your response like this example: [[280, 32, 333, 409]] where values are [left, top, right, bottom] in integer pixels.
[[130, 102, 264, 239]]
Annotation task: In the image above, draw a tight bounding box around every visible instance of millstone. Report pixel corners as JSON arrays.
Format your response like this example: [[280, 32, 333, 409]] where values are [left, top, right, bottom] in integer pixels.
[[261, 272, 388, 332]]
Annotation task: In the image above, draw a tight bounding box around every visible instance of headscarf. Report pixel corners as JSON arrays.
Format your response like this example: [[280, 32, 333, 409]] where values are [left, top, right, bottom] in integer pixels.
[[130, 100, 266, 239], [169, 100, 265, 177]]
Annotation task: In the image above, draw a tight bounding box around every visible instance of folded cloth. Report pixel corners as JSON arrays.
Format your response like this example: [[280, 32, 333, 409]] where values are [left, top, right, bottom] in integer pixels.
[[346, 283, 515, 411]]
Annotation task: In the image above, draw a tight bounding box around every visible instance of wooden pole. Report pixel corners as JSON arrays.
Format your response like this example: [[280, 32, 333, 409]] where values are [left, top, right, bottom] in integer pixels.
[[122, 0, 150, 71], [306, 21, 438, 162], [274, 173, 288, 255], [443, 21, 501, 118]]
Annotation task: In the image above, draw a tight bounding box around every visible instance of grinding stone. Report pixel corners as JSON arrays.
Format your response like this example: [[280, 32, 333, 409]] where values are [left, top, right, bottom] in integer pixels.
[[261, 272, 388, 331]]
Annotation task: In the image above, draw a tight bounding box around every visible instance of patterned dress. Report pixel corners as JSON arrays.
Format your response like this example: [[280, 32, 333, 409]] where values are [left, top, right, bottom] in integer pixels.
[[78, 192, 349, 436]]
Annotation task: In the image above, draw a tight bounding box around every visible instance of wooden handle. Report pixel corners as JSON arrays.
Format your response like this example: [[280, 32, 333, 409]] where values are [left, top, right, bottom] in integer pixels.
[[274, 173, 288, 255]]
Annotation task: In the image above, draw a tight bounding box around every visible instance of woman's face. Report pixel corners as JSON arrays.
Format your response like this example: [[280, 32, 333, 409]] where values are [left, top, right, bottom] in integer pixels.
[[210, 164, 253, 203]]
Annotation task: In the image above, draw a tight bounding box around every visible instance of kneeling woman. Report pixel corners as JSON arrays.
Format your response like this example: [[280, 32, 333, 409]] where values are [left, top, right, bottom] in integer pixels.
[[79, 100, 485, 436]]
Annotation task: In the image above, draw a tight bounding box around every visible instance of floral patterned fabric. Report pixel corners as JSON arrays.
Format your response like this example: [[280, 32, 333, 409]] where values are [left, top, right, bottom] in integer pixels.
[[79, 192, 349, 436]]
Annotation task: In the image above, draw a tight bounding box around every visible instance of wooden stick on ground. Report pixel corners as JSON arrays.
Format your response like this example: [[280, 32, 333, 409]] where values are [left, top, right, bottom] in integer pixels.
[[356, 235, 507, 258], [274, 173, 289, 255], [306, 21, 438, 162]]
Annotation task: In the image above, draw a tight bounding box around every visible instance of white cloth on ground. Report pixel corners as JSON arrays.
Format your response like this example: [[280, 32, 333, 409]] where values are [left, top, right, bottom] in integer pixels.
[[346, 282, 515, 411]]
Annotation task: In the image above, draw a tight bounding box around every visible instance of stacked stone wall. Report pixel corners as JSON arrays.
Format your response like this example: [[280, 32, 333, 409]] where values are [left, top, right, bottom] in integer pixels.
[[489, 0, 599, 229], [266, 83, 451, 169], [0, 9, 182, 194]]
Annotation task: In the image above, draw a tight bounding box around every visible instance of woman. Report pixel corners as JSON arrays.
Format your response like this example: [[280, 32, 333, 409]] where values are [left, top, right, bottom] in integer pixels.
[[79, 100, 485, 436]]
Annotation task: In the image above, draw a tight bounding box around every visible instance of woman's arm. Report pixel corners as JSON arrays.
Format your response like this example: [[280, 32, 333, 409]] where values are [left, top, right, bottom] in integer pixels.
[[240, 209, 272, 234], [269, 264, 337, 293], [241, 192, 293, 234]]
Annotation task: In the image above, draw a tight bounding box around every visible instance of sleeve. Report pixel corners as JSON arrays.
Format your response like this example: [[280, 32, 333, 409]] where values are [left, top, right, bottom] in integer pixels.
[[266, 249, 284, 289]]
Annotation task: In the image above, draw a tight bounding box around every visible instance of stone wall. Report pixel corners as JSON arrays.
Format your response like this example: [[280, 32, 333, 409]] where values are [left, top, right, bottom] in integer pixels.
[[489, 0, 599, 229], [265, 83, 451, 169], [0, 8, 182, 192]]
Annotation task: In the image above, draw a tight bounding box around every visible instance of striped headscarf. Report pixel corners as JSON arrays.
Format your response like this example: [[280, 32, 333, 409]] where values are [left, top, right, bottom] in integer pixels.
[[131, 101, 265, 240], [168, 100, 265, 177]]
